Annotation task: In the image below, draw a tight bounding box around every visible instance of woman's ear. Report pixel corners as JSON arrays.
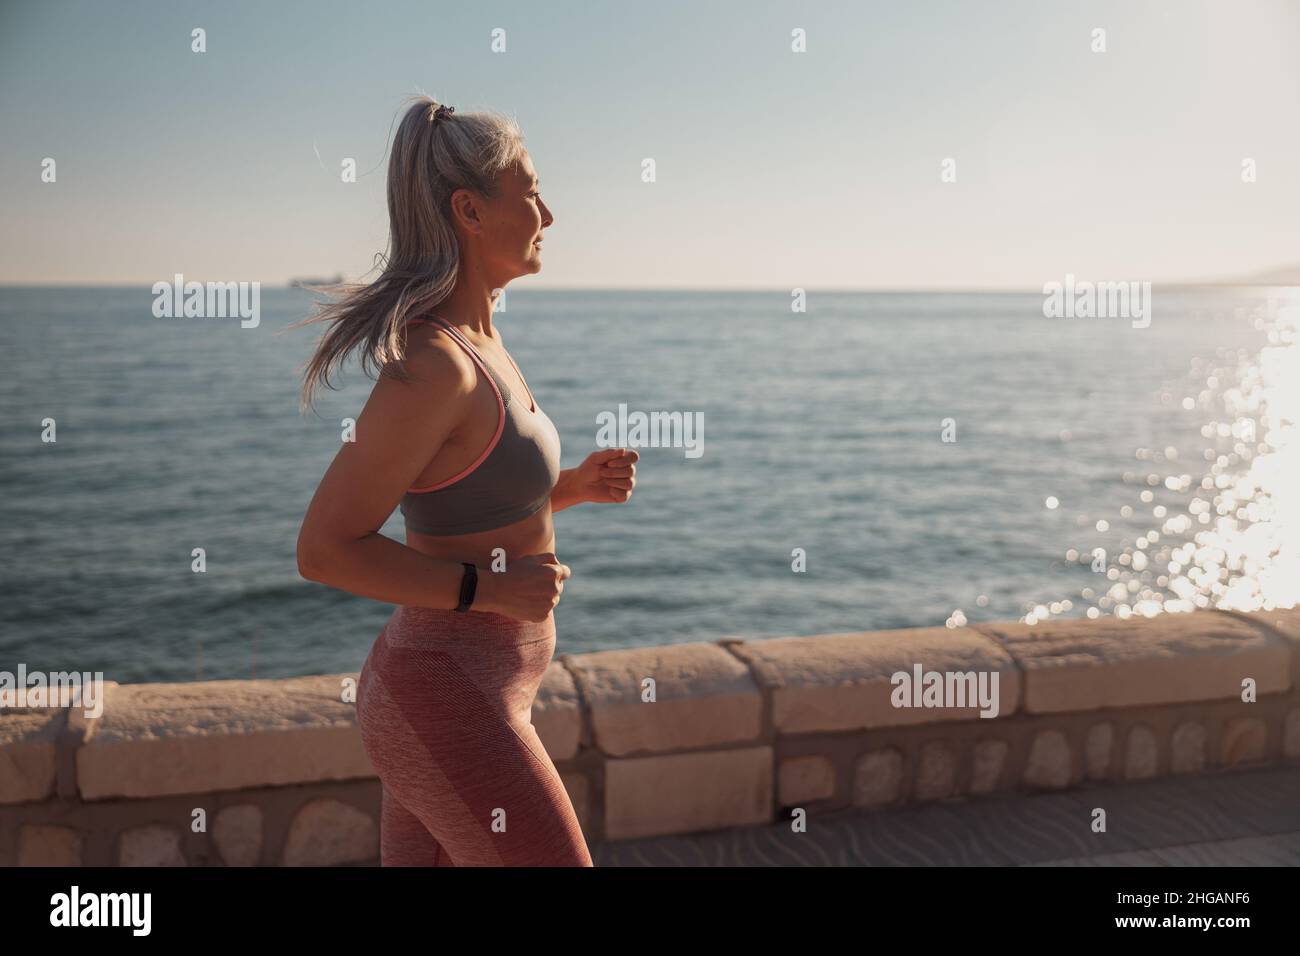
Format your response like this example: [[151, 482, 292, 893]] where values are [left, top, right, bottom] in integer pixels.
[[448, 188, 484, 235]]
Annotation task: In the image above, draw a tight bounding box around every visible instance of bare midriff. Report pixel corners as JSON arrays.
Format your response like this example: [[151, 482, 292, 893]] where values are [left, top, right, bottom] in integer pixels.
[[404, 506, 555, 569]]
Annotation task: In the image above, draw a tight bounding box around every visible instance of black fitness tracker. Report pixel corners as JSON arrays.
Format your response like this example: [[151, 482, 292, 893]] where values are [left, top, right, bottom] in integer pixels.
[[455, 562, 478, 612]]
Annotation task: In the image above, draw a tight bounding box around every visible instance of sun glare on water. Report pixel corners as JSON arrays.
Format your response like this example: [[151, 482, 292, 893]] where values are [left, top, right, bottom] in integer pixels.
[[1026, 292, 1300, 626]]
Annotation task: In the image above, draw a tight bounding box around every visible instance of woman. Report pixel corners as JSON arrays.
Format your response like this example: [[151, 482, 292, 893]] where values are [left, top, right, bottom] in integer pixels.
[[294, 97, 638, 866]]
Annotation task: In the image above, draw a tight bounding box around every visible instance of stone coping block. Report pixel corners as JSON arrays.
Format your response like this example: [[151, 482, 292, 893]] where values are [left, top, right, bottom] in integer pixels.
[[729, 627, 1021, 733], [1229, 607, 1300, 683], [1236, 606, 1300, 645], [562, 642, 762, 756], [76, 674, 373, 800], [533, 663, 582, 761], [979, 610, 1291, 713]]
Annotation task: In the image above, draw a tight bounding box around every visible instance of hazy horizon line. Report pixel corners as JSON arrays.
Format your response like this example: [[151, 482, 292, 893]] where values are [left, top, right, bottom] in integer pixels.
[[1, 280, 1295, 294]]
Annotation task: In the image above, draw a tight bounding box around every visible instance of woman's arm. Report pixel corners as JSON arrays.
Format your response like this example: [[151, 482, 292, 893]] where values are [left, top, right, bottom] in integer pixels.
[[296, 341, 491, 610], [550, 468, 584, 512], [550, 449, 639, 512]]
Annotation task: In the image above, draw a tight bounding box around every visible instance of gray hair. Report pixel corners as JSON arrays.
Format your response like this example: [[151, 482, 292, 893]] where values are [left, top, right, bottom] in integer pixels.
[[292, 95, 526, 411]]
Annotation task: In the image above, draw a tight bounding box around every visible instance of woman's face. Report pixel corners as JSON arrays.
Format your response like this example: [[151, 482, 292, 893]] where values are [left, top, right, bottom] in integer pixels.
[[461, 151, 553, 282]]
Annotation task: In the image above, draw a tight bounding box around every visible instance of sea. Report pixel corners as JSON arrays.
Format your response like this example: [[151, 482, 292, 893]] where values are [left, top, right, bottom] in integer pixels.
[[1, 286, 1296, 683]]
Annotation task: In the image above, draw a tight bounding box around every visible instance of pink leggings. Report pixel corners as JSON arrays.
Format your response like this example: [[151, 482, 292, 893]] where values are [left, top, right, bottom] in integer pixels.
[[356, 604, 592, 866]]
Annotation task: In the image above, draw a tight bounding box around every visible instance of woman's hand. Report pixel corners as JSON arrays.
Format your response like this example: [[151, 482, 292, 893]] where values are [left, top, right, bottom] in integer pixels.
[[474, 552, 572, 622], [564, 447, 639, 506]]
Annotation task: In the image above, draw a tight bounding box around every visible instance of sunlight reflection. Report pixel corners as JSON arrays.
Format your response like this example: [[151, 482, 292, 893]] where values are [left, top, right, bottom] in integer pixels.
[[1024, 291, 1300, 625]]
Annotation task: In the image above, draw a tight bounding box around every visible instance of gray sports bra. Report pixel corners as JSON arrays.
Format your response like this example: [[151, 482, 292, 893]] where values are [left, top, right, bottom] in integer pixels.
[[399, 317, 561, 535]]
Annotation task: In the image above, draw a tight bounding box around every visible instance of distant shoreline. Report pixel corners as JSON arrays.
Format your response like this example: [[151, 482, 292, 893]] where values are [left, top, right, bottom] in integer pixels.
[[0, 281, 1296, 293]]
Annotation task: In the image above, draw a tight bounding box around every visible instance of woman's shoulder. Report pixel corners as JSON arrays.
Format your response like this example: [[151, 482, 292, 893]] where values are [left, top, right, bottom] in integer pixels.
[[378, 320, 477, 400]]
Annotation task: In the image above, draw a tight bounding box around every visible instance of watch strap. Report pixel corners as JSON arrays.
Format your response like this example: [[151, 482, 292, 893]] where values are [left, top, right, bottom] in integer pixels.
[[455, 562, 478, 612]]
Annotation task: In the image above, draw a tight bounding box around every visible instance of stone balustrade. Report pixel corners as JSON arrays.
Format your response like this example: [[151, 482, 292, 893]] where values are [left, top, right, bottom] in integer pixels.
[[2, 607, 1298, 865]]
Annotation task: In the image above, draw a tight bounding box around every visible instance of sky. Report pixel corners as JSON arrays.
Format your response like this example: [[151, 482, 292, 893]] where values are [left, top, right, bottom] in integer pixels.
[[1, 0, 1297, 290]]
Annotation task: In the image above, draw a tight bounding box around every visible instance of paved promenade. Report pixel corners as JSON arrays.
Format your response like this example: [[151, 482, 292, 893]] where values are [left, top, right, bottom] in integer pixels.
[[592, 764, 1300, 866]]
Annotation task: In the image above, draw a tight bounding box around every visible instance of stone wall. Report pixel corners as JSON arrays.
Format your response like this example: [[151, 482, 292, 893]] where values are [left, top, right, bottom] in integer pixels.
[[3, 607, 1298, 865]]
